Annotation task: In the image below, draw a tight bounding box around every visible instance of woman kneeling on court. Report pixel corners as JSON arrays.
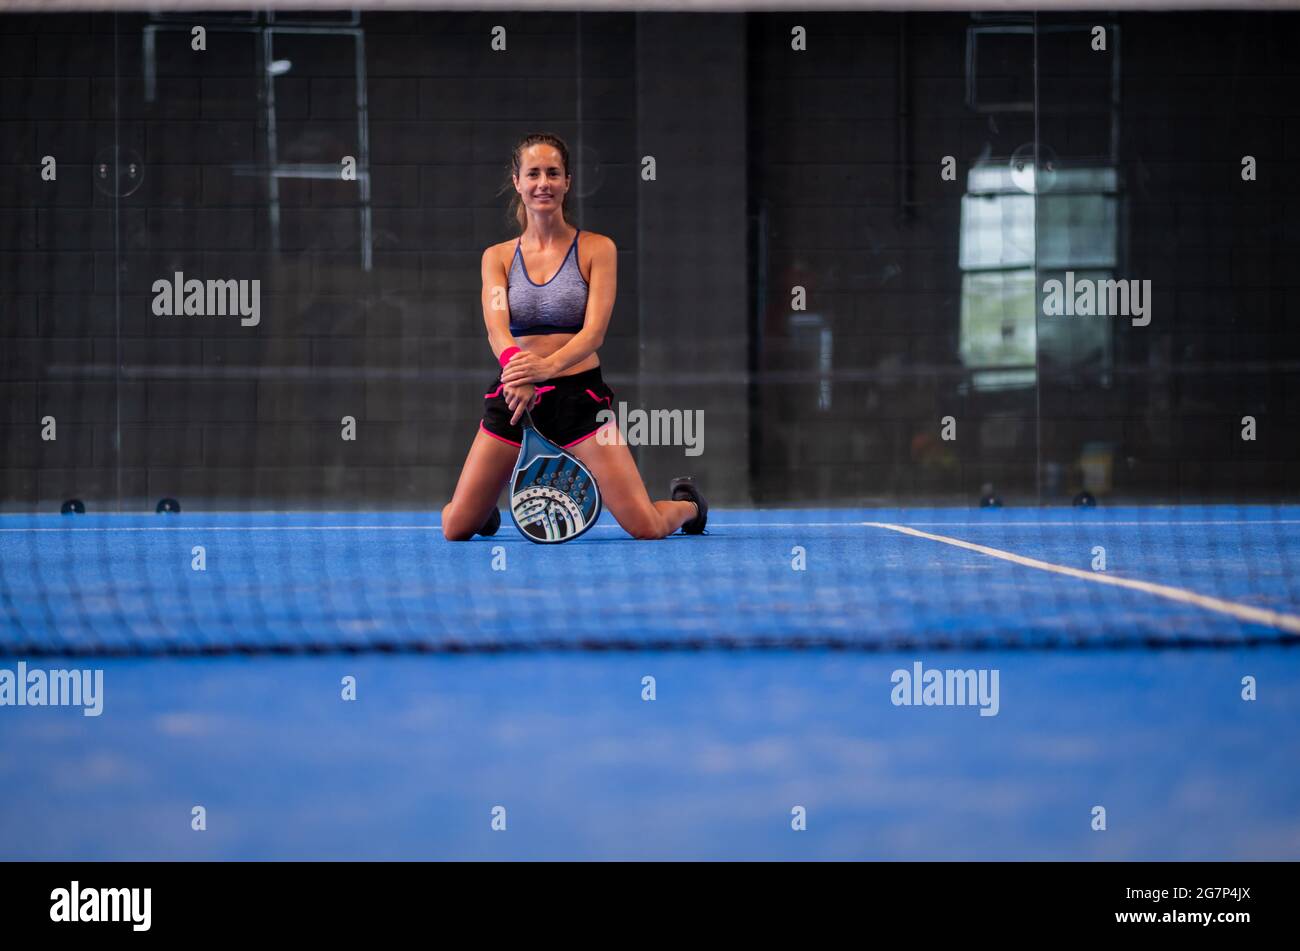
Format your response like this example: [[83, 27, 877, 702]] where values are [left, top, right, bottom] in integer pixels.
[[440, 133, 707, 542]]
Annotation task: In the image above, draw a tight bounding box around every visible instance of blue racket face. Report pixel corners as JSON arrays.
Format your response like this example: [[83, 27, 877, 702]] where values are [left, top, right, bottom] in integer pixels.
[[509, 427, 602, 543]]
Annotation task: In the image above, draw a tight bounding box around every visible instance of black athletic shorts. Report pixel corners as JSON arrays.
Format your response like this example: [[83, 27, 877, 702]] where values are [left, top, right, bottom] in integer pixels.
[[480, 366, 616, 448]]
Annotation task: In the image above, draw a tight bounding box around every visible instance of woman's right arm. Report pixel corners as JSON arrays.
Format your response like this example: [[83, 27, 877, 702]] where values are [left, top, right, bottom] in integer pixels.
[[481, 245, 534, 423], [481, 245, 519, 363]]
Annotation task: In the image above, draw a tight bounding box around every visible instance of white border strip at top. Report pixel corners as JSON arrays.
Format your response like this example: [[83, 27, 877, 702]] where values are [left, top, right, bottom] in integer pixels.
[[5, 1, 1300, 11]]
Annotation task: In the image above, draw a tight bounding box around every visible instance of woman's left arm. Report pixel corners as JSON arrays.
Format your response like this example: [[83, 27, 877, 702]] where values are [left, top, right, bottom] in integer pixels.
[[499, 235, 617, 384]]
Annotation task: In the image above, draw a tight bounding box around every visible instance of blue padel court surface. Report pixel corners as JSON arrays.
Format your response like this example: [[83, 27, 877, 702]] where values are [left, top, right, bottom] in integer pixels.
[[0, 651, 1297, 860], [1, 505, 1298, 653], [1, 505, 1297, 859]]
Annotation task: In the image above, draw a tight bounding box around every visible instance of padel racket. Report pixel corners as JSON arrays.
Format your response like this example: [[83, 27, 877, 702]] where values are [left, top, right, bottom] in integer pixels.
[[509, 409, 602, 543]]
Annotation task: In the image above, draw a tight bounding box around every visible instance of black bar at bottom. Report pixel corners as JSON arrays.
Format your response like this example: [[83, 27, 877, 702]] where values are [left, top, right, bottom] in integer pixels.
[[0, 860, 1280, 939]]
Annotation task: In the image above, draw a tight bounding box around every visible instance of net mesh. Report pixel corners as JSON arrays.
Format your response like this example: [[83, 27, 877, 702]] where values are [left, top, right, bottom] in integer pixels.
[[3, 504, 1299, 656]]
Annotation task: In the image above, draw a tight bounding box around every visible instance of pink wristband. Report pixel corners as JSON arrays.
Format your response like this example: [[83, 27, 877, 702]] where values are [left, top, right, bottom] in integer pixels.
[[498, 346, 521, 369]]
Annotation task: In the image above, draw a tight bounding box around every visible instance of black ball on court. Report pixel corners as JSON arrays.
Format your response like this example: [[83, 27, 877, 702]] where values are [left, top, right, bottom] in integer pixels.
[[979, 494, 1003, 509], [60, 498, 85, 515], [1072, 491, 1097, 508], [156, 497, 181, 514]]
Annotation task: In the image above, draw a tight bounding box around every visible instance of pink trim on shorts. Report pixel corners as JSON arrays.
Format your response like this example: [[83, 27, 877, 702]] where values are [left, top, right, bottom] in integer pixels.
[[562, 420, 615, 449], [479, 422, 521, 447], [484, 384, 504, 399], [585, 388, 612, 407]]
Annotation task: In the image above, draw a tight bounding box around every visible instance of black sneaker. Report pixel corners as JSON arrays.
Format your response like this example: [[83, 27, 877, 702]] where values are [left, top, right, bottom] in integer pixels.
[[477, 507, 502, 537], [670, 477, 708, 535]]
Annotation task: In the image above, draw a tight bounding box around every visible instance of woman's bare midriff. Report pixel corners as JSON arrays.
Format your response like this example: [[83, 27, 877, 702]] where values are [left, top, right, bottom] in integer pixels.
[[516, 333, 599, 379]]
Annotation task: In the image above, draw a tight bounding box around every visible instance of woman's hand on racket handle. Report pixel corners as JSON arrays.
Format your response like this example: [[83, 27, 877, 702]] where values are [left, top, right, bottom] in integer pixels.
[[503, 382, 538, 426], [499, 351, 553, 386]]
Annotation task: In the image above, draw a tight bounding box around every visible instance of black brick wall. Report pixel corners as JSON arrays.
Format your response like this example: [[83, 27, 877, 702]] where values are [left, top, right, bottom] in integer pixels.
[[751, 10, 1300, 503], [1, 10, 1297, 512]]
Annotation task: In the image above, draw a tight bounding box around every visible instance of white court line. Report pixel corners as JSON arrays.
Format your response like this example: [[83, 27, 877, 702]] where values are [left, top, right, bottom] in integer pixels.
[[706, 520, 1300, 528], [865, 521, 1300, 636], [884, 520, 1300, 527]]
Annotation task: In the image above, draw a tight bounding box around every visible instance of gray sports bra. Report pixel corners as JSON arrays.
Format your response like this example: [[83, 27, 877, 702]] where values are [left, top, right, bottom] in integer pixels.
[[507, 229, 589, 336]]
